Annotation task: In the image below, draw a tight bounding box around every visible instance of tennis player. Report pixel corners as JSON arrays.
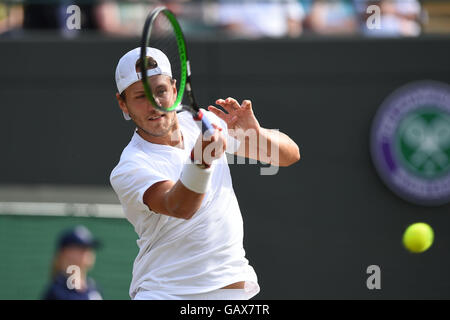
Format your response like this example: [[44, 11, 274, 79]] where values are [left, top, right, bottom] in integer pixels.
[[110, 47, 300, 300]]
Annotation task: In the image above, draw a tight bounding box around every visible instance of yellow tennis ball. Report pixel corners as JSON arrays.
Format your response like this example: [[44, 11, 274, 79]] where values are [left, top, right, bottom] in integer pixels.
[[402, 222, 434, 253]]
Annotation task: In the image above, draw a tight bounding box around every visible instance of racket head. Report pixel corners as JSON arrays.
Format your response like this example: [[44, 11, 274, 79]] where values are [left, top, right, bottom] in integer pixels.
[[140, 7, 187, 113]]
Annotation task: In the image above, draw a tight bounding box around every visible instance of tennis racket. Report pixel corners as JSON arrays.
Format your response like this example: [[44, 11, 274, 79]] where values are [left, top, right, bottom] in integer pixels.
[[140, 6, 214, 137]]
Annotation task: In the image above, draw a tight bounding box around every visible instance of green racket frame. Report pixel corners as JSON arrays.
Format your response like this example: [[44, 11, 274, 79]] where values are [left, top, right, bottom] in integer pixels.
[[140, 6, 214, 136], [140, 7, 187, 112]]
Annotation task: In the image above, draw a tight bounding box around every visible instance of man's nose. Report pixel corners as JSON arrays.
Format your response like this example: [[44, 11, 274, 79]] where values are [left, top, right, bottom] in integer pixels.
[[154, 97, 162, 108], [145, 98, 159, 112]]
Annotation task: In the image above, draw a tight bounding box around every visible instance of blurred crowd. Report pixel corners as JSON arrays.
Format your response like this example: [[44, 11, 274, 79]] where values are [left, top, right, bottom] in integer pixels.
[[0, 0, 446, 39]]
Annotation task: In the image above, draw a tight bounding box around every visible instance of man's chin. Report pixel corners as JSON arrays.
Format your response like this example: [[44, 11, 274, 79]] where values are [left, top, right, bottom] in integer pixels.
[[142, 129, 169, 138], [138, 124, 172, 138]]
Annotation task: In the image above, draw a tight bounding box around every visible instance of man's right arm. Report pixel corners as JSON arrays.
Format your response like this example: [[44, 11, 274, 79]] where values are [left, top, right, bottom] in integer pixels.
[[143, 125, 226, 220], [143, 179, 206, 220]]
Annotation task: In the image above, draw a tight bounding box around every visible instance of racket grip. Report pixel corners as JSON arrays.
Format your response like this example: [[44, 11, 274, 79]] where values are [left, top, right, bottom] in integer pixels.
[[194, 110, 215, 138]]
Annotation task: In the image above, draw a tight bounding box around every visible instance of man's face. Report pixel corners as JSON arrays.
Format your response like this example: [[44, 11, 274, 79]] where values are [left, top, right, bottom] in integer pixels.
[[118, 75, 177, 138]]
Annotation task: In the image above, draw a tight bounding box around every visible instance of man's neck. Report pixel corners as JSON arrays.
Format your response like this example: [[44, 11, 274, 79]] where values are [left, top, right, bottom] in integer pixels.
[[137, 125, 184, 149]]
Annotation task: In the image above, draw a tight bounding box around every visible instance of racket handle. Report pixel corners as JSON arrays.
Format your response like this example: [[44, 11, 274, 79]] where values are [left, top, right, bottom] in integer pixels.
[[194, 110, 215, 138]]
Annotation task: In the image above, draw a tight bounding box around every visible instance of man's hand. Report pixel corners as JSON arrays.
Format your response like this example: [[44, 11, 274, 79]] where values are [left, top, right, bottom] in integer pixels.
[[208, 97, 300, 167], [208, 98, 261, 135], [191, 123, 227, 168]]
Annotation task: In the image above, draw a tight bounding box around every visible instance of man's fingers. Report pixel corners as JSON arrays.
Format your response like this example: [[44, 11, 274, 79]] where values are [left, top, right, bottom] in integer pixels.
[[203, 123, 222, 140], [226, 97, 241, 110], [207, 106, 227, 119], [201, 130, 227, 165], [215, 99, 226, 105], [216, 97, 240, 113], [241, 99, 252, 110], [210, 122, 222, 131]]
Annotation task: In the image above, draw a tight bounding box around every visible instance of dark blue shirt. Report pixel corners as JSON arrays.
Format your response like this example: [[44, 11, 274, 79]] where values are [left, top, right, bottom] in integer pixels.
[[42, 273, 103, 300]]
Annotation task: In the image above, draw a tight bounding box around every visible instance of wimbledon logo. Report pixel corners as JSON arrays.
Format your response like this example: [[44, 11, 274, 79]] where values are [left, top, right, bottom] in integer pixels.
[[370, 81, 450, 206]]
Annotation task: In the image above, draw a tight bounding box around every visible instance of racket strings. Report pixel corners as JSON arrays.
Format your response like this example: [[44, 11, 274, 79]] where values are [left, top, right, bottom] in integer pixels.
[[148, 13, 182, 110]]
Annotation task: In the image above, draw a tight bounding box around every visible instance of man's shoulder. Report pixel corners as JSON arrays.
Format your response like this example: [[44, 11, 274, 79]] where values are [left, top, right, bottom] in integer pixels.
[[110, 149, 150, 179], [110, 139, 171, 185], [120, 139, 149, 162], [110, 137, 150, 180]]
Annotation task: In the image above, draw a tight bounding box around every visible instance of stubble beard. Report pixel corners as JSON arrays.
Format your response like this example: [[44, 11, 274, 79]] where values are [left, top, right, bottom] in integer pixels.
[[137, 113, 176, 138]]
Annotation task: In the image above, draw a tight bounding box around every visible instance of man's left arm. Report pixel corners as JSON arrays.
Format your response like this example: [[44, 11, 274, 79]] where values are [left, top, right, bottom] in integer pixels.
[[208, 97, 300, 167]]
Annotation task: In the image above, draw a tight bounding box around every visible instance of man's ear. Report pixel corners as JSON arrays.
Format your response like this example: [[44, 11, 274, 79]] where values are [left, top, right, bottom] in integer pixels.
[[116, 93, 130, 117], [172, 79, 177, 97]]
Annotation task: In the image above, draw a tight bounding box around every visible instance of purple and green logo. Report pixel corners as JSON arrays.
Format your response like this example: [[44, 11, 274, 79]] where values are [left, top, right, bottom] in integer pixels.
[[371, 81, 450, 206]]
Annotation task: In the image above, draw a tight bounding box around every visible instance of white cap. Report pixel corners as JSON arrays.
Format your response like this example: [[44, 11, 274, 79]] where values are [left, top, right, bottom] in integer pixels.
[[115, 47, 173, 120]]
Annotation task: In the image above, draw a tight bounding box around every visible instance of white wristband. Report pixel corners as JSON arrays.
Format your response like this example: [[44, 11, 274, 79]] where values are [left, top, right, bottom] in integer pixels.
[[180, 162, 213, 194]]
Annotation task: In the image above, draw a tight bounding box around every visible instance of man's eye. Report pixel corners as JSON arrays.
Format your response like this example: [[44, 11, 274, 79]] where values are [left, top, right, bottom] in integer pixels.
[[135, 95, 145, 99]]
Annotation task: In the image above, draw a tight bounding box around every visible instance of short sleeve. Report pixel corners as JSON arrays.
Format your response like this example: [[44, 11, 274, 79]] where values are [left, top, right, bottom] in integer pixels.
[[110, 160, 169, 213]]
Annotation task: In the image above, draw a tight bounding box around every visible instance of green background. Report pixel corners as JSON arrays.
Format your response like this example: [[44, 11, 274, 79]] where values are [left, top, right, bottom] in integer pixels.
[[397, 111, 450, 178], [0, 215, 138, 300]]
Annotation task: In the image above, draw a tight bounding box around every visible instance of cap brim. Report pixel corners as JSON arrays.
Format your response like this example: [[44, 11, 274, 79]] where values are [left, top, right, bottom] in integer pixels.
[[90, 239, 101, 249], [58, 239, 102, 250]]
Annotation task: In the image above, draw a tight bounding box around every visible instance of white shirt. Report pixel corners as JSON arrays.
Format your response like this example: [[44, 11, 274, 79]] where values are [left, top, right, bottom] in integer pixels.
[[110, 110, 259, 299]]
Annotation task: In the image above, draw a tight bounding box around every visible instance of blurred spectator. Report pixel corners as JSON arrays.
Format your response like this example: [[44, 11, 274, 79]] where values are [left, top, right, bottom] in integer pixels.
[[1, 0, 430, 39], [303, 0, 358, 35], [0, 1, 24, 35], [216, 0, 305, 38], [42, 225, 103, 300], [354, 0, 422, 37], [95, 0, 156, 37], [420, 0, 450, 35]]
